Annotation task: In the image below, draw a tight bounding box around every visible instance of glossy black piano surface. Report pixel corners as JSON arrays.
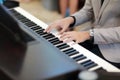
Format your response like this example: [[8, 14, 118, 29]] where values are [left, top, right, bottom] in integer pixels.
[[0, 35, 82, 80]]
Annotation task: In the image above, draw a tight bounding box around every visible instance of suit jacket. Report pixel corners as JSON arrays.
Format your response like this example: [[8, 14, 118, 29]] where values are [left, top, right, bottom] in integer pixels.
[[72, 0, 120, 63]]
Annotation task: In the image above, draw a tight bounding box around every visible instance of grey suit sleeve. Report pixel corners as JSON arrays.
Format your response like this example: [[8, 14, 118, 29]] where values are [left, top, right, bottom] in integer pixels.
[[72, 0, 94, 26], [94, 27, 120, 44]]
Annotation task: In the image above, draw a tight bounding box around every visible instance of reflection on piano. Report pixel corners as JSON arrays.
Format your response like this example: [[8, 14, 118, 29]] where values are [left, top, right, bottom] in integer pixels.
[[0, 5, 120, 80]]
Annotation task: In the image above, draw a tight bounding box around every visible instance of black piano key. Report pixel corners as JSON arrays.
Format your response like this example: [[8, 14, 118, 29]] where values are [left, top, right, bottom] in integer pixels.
[[17, 16, 29, 21], [81, 60, 95, 68], [67, 51, 79, 56], [48, 37, 61, 45], [46, 36, 63, 45], [16, 15, 27, 20], [36, 29, 44, 32], [63, 48, 74, 52], [48, 38, 59, 43], [36, 31, 47, 36], [18, 19, 29, 23], [31, 26, 42, 31], [20, 18, 31, 23], [63, 48, 76, 54], [95, 67, 106, 72], [36, 29, 45, 33], [59, 45, 70, 50], [43, 34, 55, 39], [56, 44, 70, 50], [65, 49, 76, 54], [28, 21, 37, 26], [81, 60, 91, 65], [17, 16, 25, 20], [24, 21, 37, 27], [35, 29, 44, 34], [73, 54, 87, 61], [48, 37, 56, 42], [39, 32, 48, 35], [10, 9, 17, 13], [11, 10, 19, 14], [52, 40, 63, 45], [85, 63, 98, 69], [33, 28, 45, 33], [56, 43, 67, 48], [13, 13, 24, 18], [11, 12, 26, 21]]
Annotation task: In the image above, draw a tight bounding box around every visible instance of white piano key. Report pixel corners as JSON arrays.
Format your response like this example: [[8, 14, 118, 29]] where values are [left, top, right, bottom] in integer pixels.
[[77, 58, 90, 64], [43, 35, 55, 40], [70, 53, 82, 58], [55, 42, 65, 47], [60, 47, 73, 52], [44, 35, 55, 40], [88, 66, 102, 71]]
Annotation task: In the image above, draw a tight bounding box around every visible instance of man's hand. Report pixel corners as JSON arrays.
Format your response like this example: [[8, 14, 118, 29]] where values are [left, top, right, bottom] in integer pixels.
[[60, 31, 90, 43], [44, 17, 74, 34]]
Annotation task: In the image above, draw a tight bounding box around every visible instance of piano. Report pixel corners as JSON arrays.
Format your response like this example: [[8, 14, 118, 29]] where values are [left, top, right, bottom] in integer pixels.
[[0, 5, 120, 80], [11, 7, 120, 72]]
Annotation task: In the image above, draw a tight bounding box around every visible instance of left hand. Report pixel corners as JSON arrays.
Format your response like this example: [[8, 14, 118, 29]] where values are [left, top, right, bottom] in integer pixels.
[[60, 31, 90, 43]]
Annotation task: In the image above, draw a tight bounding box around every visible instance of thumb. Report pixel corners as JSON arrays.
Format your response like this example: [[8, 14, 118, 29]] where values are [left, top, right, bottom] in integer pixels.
[[75, 40, 80, 44]]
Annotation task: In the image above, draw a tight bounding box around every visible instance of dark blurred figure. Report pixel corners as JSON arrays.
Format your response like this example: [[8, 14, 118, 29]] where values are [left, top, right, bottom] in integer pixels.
[[59, 0, 85, 17]]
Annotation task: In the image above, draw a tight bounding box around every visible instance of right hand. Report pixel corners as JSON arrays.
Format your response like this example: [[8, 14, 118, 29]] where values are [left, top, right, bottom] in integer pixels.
[[44, 17, 74, 34]]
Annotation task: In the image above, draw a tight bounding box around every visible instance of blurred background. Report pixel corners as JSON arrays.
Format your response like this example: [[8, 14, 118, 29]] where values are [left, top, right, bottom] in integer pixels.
[[20, 0, 61, 24], [19, 0, 85, 25]]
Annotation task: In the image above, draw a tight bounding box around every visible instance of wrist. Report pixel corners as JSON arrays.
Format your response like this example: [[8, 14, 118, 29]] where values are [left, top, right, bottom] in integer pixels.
[[89, 29, 94, 43], [69, 16, 76, 27], [85, 31, 91, 40]]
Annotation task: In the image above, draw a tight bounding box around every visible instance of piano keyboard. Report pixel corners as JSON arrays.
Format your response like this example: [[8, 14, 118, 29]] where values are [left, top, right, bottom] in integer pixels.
[[10, 7, 120, 72]]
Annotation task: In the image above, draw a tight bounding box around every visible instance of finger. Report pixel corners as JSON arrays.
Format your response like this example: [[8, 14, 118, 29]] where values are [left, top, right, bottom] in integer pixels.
[[59, 27, 68, 34], [60, 34, 71, 41], [75, 40, 80, 44], [60, 32, 67, 38], [56, 27, 62, 31], [63, 37, 74, 43], [60, 32, 71, 39], [44, 25, 52, 33]]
